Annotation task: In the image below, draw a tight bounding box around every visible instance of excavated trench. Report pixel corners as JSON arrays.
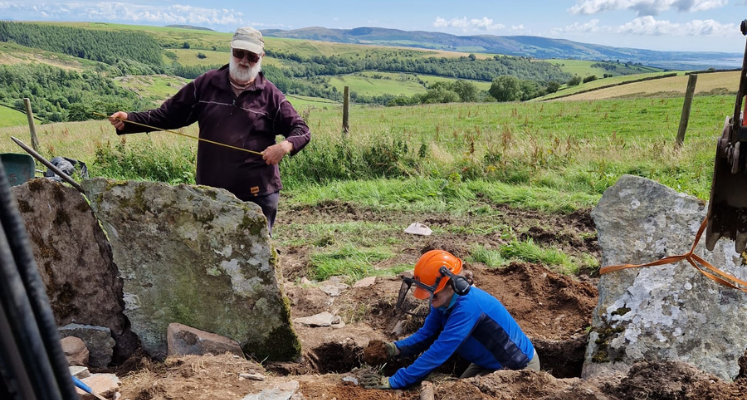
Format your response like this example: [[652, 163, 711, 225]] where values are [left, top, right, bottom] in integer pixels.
[[267, 335, 587, 379]]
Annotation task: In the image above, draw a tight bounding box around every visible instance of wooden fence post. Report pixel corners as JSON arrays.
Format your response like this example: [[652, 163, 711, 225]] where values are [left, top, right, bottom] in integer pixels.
[[676, 74, 698, 149], [342, 86, 349, 137], [23, 98, 40, 152]]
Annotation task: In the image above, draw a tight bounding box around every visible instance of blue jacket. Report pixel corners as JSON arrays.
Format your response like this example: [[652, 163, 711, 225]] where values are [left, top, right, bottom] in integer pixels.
[[389, 286, 534, 389]]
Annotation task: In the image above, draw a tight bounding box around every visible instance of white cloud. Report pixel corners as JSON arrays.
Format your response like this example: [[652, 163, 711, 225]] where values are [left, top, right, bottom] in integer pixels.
[[433, 16, 505, 31], [617, 16, 736, 35], [554, 18, 603, 34], [569, 0, 727, 16], [0, 2, 249, 27], [556, 16, 735, 36]]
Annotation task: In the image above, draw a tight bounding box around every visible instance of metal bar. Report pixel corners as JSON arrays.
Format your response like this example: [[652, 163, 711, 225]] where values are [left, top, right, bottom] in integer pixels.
[[9, 137, 83, 193]]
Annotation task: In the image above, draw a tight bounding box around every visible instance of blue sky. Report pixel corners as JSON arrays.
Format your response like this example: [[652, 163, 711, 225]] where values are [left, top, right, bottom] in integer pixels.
[[1, 0, 747, 53]]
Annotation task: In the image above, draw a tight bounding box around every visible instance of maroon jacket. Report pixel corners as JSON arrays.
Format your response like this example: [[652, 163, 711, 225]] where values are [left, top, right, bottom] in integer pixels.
[[117, 66, 310, 199]]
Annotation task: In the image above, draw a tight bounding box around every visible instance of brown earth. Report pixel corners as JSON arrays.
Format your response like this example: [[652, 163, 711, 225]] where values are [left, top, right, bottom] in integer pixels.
[[114, 201, 747, 399]]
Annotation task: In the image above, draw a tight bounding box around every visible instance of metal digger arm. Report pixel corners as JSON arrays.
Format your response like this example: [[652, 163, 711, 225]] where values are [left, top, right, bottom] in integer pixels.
[[705, 20, 747, 253]]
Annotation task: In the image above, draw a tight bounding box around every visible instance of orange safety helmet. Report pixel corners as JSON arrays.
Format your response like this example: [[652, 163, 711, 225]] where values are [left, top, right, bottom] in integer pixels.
[[412, 250, 463, 299]]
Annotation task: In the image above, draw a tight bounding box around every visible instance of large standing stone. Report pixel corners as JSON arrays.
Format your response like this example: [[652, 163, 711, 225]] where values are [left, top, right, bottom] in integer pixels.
[[11, 179, 139, 363], [82, 178, 300, 361], [584, 175, 747, 381]]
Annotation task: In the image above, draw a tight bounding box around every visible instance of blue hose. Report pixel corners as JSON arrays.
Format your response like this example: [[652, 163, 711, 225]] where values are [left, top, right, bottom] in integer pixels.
[[71, 376, 92, 394]]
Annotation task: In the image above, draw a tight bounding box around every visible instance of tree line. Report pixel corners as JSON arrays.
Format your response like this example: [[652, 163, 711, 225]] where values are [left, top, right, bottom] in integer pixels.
[[0, 64, 150, 122], [265, 49, 571, 83], [0, 22, 163, 67]]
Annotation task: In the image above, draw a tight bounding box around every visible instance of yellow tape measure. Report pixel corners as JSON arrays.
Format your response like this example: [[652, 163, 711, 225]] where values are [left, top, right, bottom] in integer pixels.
[[93, 112, 263, 156]]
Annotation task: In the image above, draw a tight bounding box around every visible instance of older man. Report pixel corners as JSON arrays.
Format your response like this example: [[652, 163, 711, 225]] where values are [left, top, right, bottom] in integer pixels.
[[109, 26, 310, 234]]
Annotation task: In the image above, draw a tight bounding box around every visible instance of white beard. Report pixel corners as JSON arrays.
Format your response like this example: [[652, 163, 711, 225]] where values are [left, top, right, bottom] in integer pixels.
[[229, 56, 262, 83]]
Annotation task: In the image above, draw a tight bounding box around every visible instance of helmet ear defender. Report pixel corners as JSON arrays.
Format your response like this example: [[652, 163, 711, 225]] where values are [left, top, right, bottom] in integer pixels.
[[439, 266, 471, 296]]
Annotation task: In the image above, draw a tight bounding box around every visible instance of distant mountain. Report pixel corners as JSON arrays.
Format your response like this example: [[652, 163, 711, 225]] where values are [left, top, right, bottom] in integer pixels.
[[262, 27, 741, 70], [166, 25, 214, 31]]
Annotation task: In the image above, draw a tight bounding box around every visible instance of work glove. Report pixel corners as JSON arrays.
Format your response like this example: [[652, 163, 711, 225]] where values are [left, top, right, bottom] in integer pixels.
[[384, 342, 398, 358], [360, 373, 391, 389]]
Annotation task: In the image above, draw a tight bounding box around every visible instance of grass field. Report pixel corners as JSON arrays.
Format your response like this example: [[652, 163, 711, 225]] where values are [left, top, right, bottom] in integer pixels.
[[557, 71, 737, 101], [0, 94, 726, 202], [286, 94, 341, 109], [546, 59, 665, 78], [329, 73, 427, 97], [536, 71, 684, 100], [0, 41, 101, 71], [114, 75, 190, 105], [0, 105, 29, 128]]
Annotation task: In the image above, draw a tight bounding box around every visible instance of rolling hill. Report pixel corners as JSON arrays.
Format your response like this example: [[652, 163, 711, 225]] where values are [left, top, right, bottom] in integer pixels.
[[262, 27, 742, 70]]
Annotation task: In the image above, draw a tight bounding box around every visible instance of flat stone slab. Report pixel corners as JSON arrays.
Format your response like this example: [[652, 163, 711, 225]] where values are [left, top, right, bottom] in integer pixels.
[[77, 373, 120, 400], [353, 277, 376, 288], [293, 312, 342, 327], [241, 380, 299, 400], [167, 323, 244, 357], [83, 179, 300, 361], [318, 276, 349, 297]]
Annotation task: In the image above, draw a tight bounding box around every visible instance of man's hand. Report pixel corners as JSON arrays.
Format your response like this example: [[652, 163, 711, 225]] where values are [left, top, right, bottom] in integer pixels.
[[262, 141, 293, 165], [108, 111, 128, 130], [360, 373, 391, 390], [363, 340, 399, 365]]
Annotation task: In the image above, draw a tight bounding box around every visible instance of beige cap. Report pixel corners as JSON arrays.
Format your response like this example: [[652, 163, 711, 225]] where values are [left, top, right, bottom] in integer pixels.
[[231, 26, 264, 53]]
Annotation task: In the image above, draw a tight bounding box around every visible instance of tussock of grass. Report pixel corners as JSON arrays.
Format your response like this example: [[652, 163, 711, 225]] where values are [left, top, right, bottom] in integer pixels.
[[468, 245, 506, 268], [468, 243, 578, 275], [309, 245, 394, 281]]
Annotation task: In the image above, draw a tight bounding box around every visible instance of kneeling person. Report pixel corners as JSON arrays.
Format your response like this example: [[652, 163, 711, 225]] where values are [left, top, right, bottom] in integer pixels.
[[362, 250, 540, 390]]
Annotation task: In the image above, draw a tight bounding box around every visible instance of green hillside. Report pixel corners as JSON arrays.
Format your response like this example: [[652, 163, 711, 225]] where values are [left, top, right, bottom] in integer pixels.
[[0, 105, 28, 128]]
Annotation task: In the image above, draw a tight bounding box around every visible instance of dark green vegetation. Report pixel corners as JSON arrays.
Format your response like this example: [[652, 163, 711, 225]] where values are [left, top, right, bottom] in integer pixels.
[[0, 63, 152, 122]]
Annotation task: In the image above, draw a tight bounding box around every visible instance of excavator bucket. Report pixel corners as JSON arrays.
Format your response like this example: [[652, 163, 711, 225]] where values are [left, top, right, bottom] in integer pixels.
[[706, 20, 747, 253]]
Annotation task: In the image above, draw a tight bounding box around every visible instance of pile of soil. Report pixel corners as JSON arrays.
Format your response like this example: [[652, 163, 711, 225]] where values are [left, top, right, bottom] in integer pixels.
[[362, 339, 390, 365]]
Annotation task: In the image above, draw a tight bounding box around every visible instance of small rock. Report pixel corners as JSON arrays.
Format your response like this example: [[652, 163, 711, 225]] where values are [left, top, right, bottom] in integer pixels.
[[167, 323, 244, 358], [239, 373, 265, 381], [61, 336, 89, 366], [342, 375, 358, 385], [294, 312, 339, 327], [69, 366, 91, 379], [59, 324, 115, 368], [318, 277, 349, 297], [353, 277, 376, 288], [404, 222, 431, 236], [391, 320, 406, 336]]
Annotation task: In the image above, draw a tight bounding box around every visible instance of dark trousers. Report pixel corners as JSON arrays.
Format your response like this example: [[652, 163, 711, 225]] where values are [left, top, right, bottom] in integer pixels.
[[240, 191, 279, 235]]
